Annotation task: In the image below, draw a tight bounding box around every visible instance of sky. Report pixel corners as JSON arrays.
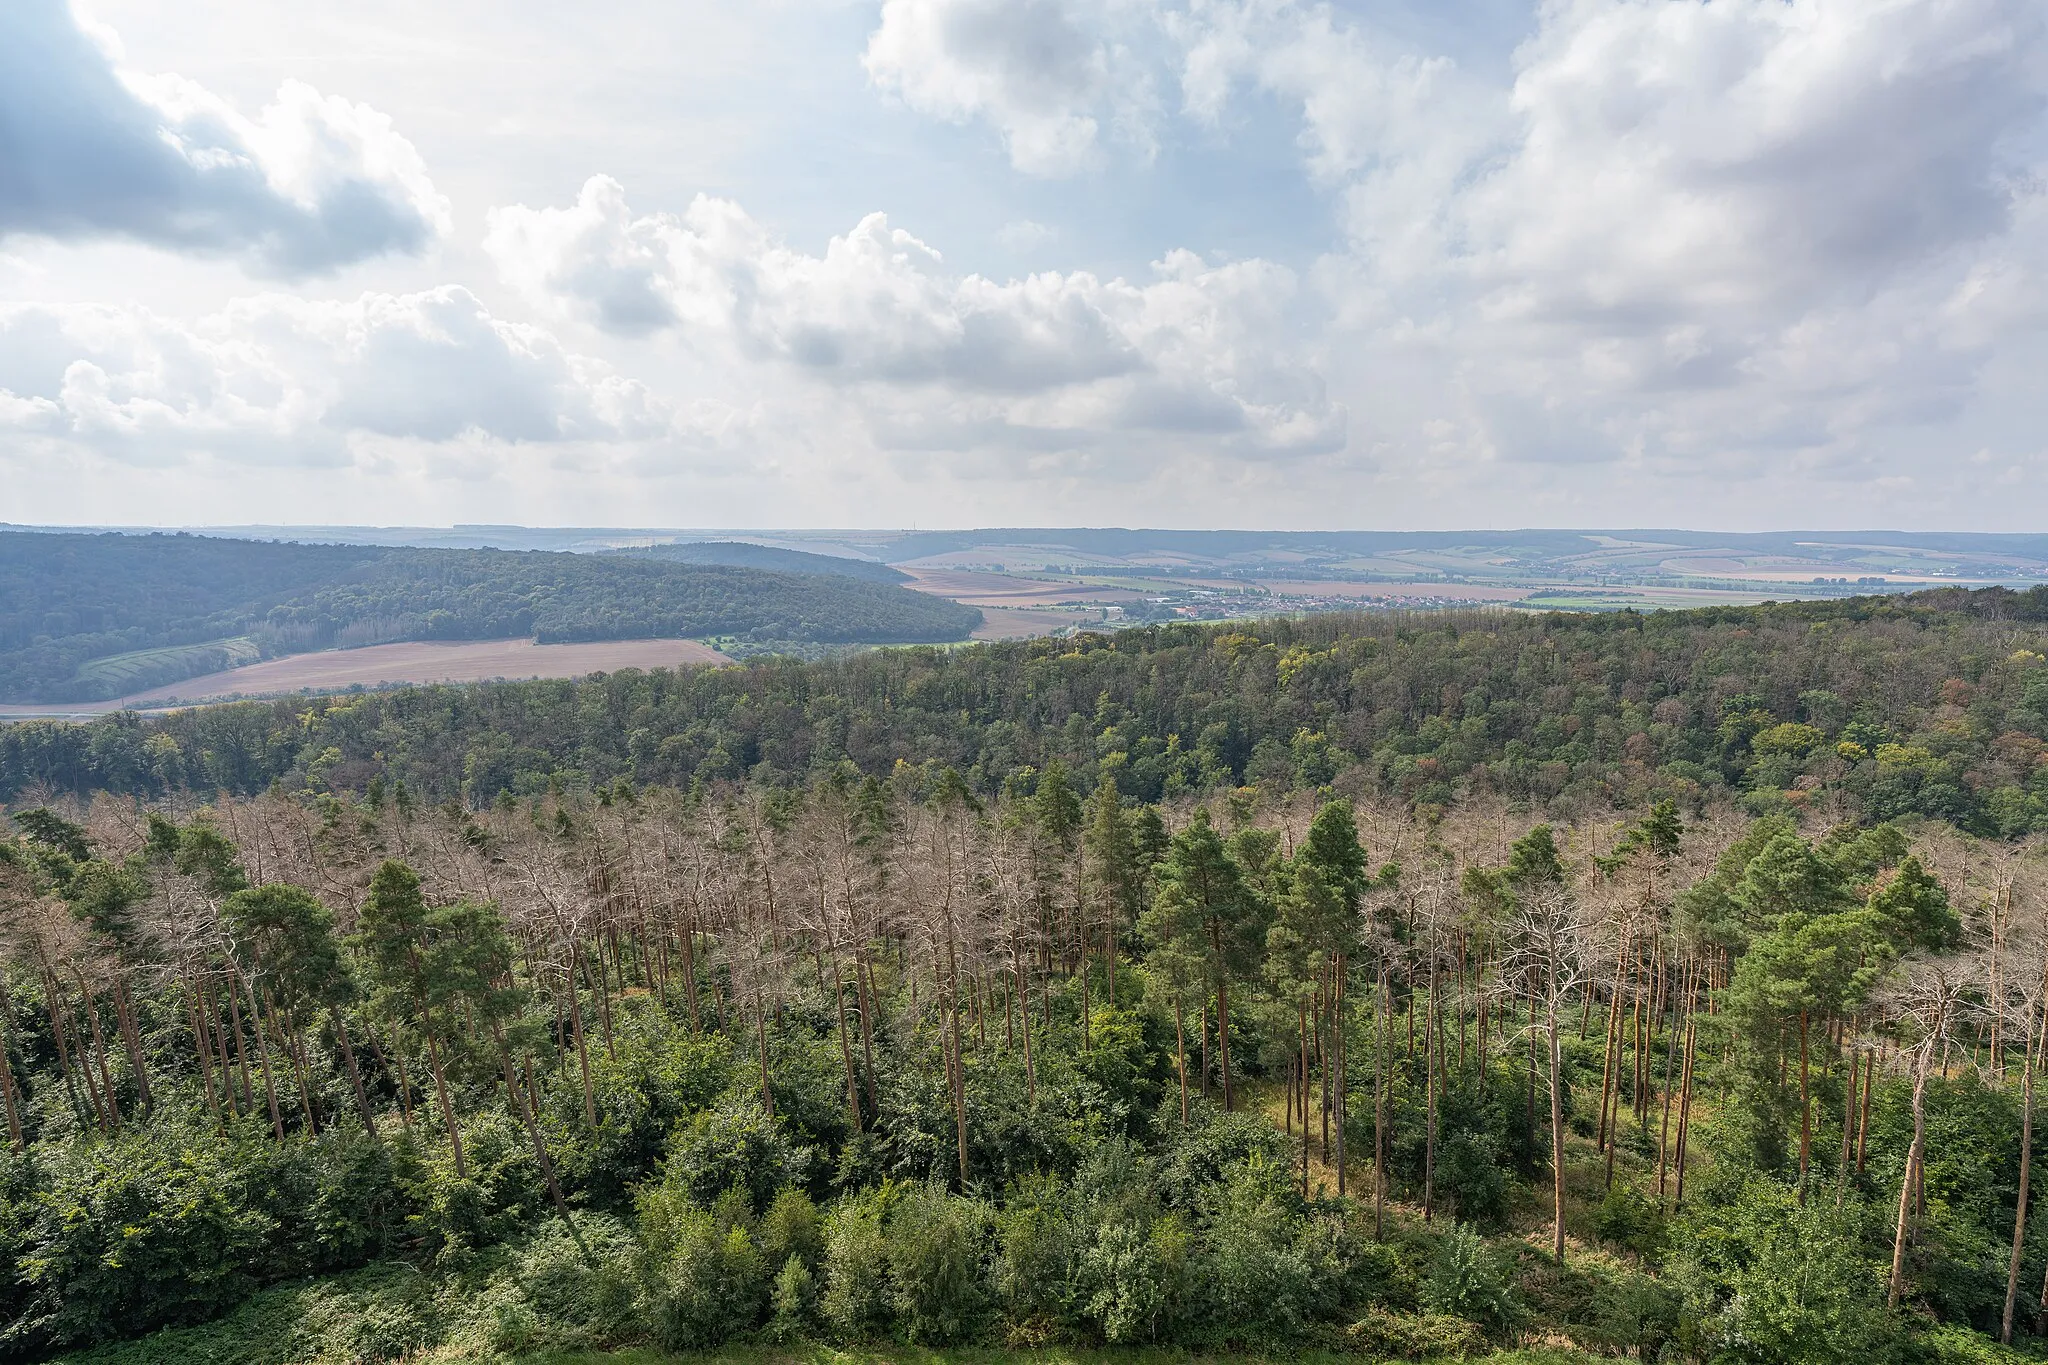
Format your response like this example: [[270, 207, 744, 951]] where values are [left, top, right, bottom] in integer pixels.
[[2, 0, 2046, 532]]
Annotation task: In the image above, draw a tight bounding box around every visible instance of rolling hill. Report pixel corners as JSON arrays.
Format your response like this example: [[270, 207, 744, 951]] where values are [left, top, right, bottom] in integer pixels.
[[604, 539, 909, 582], [0, 532, 980, 703]]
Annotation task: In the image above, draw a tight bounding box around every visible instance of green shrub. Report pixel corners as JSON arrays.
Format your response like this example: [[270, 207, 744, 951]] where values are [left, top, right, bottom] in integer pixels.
[[1194, 1156, 1327, 1342], [1348, 1304, 1490, 1359], [1912, 1322, 2037, 1365], [11, 1128, 273, 1351], [1585, 1268, 1679, 1359], [661, 1093, 807, 1213], [547, 1023, 733, 1208], [405, 1110, 542, 1260], [487, 1213, 644, 1351], [1077, 1217, 1174, 1344], [0, 1150, 44, 1347], [820, 1193, 893, 1339], [1593, 1183, 1667, 1261], [886, 1184, 992, 1344], [996, 1177, 1081, 1331], [1421, 1224, 1519, 1338], [329, 1294, 435, 1364], [646, 1207, 767, 1347], [757, 1187, 824, 1269], [1435, 1128, 1512, 1226], [1157, 1104, 1292, 1209], [1668, 1180, 1896, 1365], [256, 1127, 414, 1278], [766, 1253, 818, 1342]]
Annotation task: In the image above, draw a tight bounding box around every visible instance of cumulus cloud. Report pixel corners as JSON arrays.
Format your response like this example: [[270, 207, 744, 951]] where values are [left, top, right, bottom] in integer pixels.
[[863, 0, 1158, 175], [0, 0, 448, 273], [0, 287, 708, 465], [1174, 0, 2048, 469], [485, 175, 1343, 455]]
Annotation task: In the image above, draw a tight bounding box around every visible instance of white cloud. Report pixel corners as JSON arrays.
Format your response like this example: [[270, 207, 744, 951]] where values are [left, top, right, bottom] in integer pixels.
[[1177, 0, 2048, 470], [13, 0, 2048, 527], [485, 176, 1343, 456], [0, 287, 708, 466], [863, 0, 1158, 175], [0, 0, 448, 274]]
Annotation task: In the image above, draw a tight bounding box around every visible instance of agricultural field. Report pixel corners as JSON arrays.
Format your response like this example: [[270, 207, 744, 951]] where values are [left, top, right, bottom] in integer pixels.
[[0, 638, 731, 718], [968, 605, 1096, 639], [67, 636, 262, 697], [845, 528, 2048, 632]]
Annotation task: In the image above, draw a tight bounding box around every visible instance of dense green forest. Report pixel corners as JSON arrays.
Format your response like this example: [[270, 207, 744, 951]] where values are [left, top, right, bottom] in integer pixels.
[[10, 586, 2048, 835], [0, 754, 2040, 1364], [607, 542, 911, 584], [3, 592, 2048, 1362], [0, 533, 979, 703]]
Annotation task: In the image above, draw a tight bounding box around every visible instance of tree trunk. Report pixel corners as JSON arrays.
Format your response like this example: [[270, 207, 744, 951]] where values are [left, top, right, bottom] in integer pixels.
[[1889, 1065, 1930, 1309], [1836, 1047, 1858, 1208], [376, 1026, 415, 1130], [1597, 961, 1624, 1158], [947, 985, 969, 1187], [0, 977, 25, 1150], [1212, 923, 1234, 1112], [2005, 1007, 2040, 1343], [1548, 1005, 1567, 1262], [1527, 976, 1539, 1154], [112, 979, 153, 1115], [1858, 1042, 1875, 1174], [41, 970, 88, 1126], [333, 1010, 378, 1138], [1016, 951, 1036, 1106], [185, 978, 222, 1124], [239, 982, 284, 1146], [857, 951, 882, 1114], [1797, 1010, 1812, 1204], [835, 965, 862, 1129], [1375, 956, 1390, 1239], [1298, 1004, 1310, 1195], [754, 990, 776, 1117], [1424, 956, 1439, 1222], [1320, 972, 1333, 1161], [494, 1022, 574, 1224], [1175, 993, 1188, 1124], [1657, 964, 1688, 1198], [1335, 952, 1348, 1196], [565, 961, 596, 1127], [1674, 1021, 1697, 1207], [422, 1023, 468, 1179], [70, 974, 124, 1133], [581, 951, 615, 1058]]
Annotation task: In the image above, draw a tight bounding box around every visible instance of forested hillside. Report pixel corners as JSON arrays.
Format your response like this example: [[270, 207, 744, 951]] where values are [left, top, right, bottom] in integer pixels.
[[11, 586, 2048, 837], [608, 541, 911, 583], [3, 590, 2048, 1360], [0, 533, 980, 703]]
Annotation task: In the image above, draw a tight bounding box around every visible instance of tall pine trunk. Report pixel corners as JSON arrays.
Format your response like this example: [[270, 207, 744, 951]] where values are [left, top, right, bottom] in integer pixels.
[[1175, 994, 1188, 1124], [1889, 1064, 1931, 1308], [422, 1023, 467, 1179], [2006, 1008, 2040, 1343], [1548, 997, 1567, 1262]]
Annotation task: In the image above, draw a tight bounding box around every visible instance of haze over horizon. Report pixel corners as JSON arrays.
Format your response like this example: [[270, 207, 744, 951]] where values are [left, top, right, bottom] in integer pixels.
[[4, 0, 2046, 533]]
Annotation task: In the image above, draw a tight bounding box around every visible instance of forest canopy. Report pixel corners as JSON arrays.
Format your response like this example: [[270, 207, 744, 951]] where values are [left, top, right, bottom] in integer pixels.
[[0, 532, 980, 703], [12, 585, 2048, 837], [5, 591, 2048, 1362]]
